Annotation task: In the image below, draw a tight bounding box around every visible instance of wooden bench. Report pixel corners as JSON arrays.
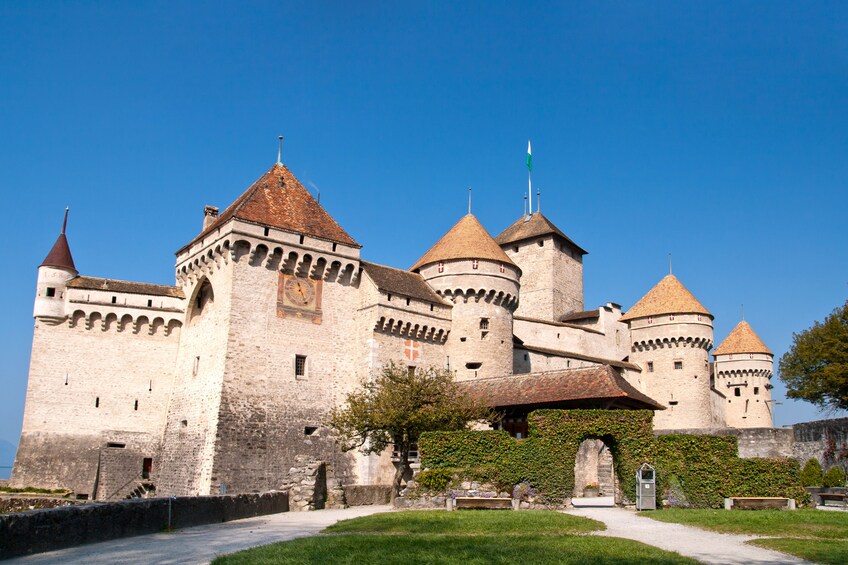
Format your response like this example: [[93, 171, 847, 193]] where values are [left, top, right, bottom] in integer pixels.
[[724, 497, 795, 510], [819, 493, 847, 507], [449, 497, 513, 510]]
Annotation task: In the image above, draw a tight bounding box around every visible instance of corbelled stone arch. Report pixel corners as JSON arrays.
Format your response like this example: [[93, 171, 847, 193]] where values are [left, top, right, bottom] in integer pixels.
[[232, 239, 251, 262], [188, 276, 215, 326]]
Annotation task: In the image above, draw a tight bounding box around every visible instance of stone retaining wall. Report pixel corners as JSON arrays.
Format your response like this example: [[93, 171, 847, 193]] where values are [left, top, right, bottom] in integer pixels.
[[0, 491, 288, 559]]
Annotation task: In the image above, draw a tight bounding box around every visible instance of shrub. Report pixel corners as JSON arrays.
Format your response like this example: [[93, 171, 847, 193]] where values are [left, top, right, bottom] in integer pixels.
[[415, 468, 455, 493], [800, 458, 824, 487], [823, 466, 846, 488]]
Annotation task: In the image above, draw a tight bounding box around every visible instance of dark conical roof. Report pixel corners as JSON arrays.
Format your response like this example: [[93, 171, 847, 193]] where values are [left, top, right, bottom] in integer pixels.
[[40, 210, 76, 271]]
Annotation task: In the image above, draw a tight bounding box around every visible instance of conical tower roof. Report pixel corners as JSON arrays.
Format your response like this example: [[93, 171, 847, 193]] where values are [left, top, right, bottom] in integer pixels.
[[40, 209, 76, 272], [410, 214, 516, 272], [180, 163, 359, 252], [619, 274, 711, 322], [714, 320, 772, 356], [494, 212, 587, 255]]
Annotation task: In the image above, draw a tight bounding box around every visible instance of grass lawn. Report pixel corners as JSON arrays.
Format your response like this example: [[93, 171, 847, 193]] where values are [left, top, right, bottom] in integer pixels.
[[212, 510, 699, 565], [643, 508, 848, 564], [642, 508, 848, 539]]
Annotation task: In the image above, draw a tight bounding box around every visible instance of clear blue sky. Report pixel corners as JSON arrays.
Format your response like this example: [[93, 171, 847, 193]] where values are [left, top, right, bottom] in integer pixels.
[[1, 2, 847, 472]]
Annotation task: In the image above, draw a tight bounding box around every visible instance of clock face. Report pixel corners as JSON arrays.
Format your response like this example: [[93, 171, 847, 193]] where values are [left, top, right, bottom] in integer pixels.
[[284, 276, 316, 306]]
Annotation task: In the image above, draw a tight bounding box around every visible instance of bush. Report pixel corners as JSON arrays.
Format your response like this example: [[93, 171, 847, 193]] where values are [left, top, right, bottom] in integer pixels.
[[823, 466, 846, 488], [415, 468, 455, 493], [800, 458, 824, 487]]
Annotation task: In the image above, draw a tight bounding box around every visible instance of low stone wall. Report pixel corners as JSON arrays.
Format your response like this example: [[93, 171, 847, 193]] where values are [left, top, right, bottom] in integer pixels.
[[655, 427, 795, 459], [0, 491, 288, 559], [343, 485, 392, 506], [0, 496, 84, 514], [793, 418, 848, 470]]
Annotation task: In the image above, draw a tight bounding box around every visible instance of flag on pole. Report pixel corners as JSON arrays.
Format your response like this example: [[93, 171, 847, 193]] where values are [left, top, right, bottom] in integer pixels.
[[526, 140, 533, 172]]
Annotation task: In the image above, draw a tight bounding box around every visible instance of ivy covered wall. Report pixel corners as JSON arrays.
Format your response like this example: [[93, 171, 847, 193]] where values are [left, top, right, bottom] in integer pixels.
[[419, 409, 806, 508]]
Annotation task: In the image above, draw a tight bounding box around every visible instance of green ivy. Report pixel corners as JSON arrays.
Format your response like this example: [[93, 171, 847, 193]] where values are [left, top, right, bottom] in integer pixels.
[[800, 458, 824, 487], [419, 409, 807, 508], [823, 466, 846, 488]]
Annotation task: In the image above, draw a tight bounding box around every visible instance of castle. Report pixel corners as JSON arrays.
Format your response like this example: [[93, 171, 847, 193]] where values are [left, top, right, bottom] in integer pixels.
[[11, 158, 775, 500]]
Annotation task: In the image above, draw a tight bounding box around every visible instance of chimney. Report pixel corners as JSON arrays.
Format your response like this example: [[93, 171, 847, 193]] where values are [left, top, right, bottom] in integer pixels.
[[203, 206, 219, 230]]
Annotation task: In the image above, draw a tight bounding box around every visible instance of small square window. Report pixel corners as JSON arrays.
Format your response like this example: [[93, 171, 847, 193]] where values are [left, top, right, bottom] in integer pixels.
[[734, 388, 741, 397], [647, 362, 654, 372], [479, 318, 489, 330], [295, 355, 307, 378], [673, 361, 683, 370], [46, 287, 56, 297]]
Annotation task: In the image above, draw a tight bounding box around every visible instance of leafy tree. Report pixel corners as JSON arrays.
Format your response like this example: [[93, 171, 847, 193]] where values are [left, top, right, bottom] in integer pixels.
[[799, 458, 823, 487], [779, 300, 848, 411], [823, 466, 846, 488], [327, 362, 494, 499]]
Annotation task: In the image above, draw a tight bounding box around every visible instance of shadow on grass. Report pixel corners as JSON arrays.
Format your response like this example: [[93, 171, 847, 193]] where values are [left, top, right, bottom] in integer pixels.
[[212, 533, 698, 565], [749, 538, 848, 565]]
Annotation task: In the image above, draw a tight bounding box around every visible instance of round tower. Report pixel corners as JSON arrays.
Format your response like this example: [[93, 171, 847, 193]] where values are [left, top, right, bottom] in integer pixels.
[[411, 214, 520, 380], [713, 320, 774, 428], [34, 209, 77, 321], [620, 274, 714, 429]]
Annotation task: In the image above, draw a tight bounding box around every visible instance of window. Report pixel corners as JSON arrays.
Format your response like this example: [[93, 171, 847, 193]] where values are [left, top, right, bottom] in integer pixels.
[[332, 243, 337, 252], [437, 261, 444, 273], [95, 396, 100, 408], [193, 356, 200, 376], [111, 296, 117, 304], [387, 294, 392, 301], [299, 235, 305, 244], [147, 299, 152, 307], [479, 318, 489, 330], [669, 314, 674, 321], [430, 304, 434, 311], [134, 400, 138, 411], [537, 240, 544, 247], [106, 442, 125, 448], [264, 227, 270, 236], [295, 355, 307, 378], [142, 458, 152, 479], [734, 388, 741, 397], [648, 316, 653, 324], [499, 263, 505, 273], [304, 426, 318, 436], [673, 361, 683, 370], [754, 387, 759, 395], [472, 259, 479, 270], [46, 287, 56, 297], [406, 297, 410, 305], [407, 366, 416, 377], [647, 361, 654, 373], [513, 246, 519, 253]]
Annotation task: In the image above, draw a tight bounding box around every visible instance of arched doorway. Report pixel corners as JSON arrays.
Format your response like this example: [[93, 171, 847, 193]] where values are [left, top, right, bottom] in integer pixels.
[[573, 438, 615, 499]]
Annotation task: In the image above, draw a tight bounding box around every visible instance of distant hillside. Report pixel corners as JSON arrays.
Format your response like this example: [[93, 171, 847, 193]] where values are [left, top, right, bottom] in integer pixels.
[[0, 440, 16, 480]]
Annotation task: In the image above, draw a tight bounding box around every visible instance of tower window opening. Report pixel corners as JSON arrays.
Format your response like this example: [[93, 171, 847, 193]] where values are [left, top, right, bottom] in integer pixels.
[[754, 387, 759, 395], [134, 400, 138, 411], [567, 360, 571, 367], [430, 304, 434, 311], [406, 297, 410, 306], [147, 299, 153, 307], [193, 356, 200, 376], [557, 333, 560, 339], [537, 240, 543, 247], [299, 235, 305, 244], [472, 259, 479, 269], [46, 287, 56, 297], [332, 243, 337, 252], [387, 294, 392, 301], [479, 318, 489, 330], [697, 314, 702, 321], [112, 296, 117, 304], [264, 227, 269, 236], [749, 354, 754, 359], [95, 397, 100, 408], [648, 316, 653, 324], [142, 458, 152, 479], [674, 361, 683, 370], [304, 426, 318, 436], [438, 261, 444, 273], [499, 263, 505, 273], [669, 314, 674, 321], [647, 361, 654, 372], [513, 246, 519, 253], [734, 388, 741, 397], [668, 400, 678, 406], [295, 355, 307, 379]]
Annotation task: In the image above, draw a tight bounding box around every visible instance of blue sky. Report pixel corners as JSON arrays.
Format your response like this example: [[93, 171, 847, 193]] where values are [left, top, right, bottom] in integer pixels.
[[1, 2, 847, 472]]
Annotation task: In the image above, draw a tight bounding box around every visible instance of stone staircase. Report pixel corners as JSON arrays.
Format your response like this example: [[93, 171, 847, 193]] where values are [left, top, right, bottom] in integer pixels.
[[598, 445, 614, 496], [126, 482, 156, 499]]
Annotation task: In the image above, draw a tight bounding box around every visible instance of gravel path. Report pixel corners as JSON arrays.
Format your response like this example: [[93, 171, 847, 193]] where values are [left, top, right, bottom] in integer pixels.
[[567, 506, 814, 565], [6, 505, 392, 565]]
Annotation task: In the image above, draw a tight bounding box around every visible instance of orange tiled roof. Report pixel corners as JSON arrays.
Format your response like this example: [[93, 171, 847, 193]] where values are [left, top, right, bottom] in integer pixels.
[[410, 214, 516, 272], [494, 212, 587, 255], [620, 274, 712, 322], [459, 365, 664, 410], [361, 261, 449, 305], [713, 320, 773, 356], [181, 163, 359, 252]]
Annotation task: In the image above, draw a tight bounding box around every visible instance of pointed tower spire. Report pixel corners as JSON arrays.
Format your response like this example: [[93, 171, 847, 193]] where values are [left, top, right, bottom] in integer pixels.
[[277, 136, 283, 165], [40, 208, 76, 272]]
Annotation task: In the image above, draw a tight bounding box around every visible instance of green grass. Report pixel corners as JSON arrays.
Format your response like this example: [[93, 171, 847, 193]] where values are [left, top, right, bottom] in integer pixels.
[[749, 538, 848, 565], [212, 511, 698, 565], [0, 486, 70, 495], [642, 508, 848, 539], [325, 509, 604, 535]]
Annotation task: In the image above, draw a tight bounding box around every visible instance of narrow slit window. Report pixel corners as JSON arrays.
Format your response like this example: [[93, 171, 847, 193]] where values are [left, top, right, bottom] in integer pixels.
[[735, 388, 741, 397], [134, 399, 139, 411], [437, 261, 444, 273], [647, 361, 654, 373], [95, 397, 100, 408], [264, 227, 270, 236], [295, 355, 307, 378], [112, 296, 117, 304], [147, 299, 152, 307], [472, 259, 479, 270]]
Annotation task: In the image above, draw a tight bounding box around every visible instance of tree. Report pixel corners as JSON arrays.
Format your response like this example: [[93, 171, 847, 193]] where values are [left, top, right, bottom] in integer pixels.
[[327, 362, 493, 499], [779, 300, 848, 411]]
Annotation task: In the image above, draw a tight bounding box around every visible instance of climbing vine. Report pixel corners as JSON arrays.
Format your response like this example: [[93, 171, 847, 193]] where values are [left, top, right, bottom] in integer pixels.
[[419, 409, 807, 508]]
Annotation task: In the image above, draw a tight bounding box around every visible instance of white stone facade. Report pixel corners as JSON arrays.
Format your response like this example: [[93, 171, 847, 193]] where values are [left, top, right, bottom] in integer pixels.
[[12, 161, 773, 499]]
